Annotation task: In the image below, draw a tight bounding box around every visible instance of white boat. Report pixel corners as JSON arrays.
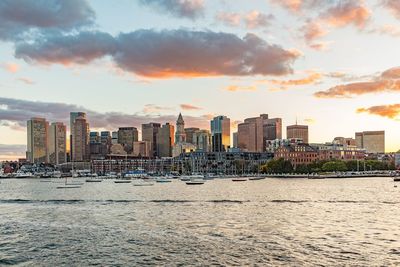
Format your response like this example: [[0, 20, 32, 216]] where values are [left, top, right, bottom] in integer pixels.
[[14, 171, 34, 178], [232, 177, 247, 182], [248, 176, 266, 181], [133, 180, 154, 186], [156, 178, 172, 183]]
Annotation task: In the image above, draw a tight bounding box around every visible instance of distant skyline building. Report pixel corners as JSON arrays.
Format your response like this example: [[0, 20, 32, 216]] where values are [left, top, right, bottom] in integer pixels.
[[237, 115, 265, 152], [355, 131, 385, 154], [156, 123, 174, 157], [184, 127, 200, 144], [287, 123, 309, 143], [27, 117, 49, 163], [211, 115, 230, 152], [175, 113, 186, 144], [118, 127, 138, 153], [71, 114, 89, 162], [264, 117, 282, 141], [48, 122, 67, 165], [142, 123, 161, 158], [192, 129, 211, 152], [70, 112, 86, 159], [133, 141, 151, 157]]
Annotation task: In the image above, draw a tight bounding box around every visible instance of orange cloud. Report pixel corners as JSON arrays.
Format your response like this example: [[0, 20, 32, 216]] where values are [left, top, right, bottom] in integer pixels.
[[270, 0, 302, 12], [382, 0, 400, 19], [216, 12, 241, 27], [3, 62, 20, 73], [302, 22, 328, 43], [315, 67, 400, 98], [16, 77, 35, 85], [321, 1, 370, 29], [357, 104, 400, 119], [216, 11, 273, 29], [225, 85, 257, 92], [180, 104, 202, 110], [260, 72, 322, 91]]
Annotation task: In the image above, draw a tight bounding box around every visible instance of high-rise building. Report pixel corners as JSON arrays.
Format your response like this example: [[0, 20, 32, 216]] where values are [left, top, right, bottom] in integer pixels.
[[90, 132, 100, 143], [287, 124, 309, 143], [111, 131, 118, 144], [192, 129, 212, 152], [355, 131, 385, 153], [156, 123, 174, 157], [175, 113, 186, 144], [48, 122, 67, 165], [232, 132, 238, 148], [71, 114, 89, 162], [237, 116, 264, 152], [27, 118, 49, 163], [264, 117, 282, 141], [184, 127, 199, 144], [133, 141, 151, 157], [211, 116, 230, 152], [118, 127, 138, 153], [70, 112, 86, 159], [142, 123, 161, 157]]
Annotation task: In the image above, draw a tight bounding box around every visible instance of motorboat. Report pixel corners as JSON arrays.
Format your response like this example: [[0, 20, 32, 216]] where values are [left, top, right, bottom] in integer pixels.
[[114, 179, 132, 184], [85, 178, 103, 183], [248, 176, 266, 181], [56, 184, 81, 189], [14, 171, 35, 178], [232, 177, 247, 182], [156, 178, 172, 183], [186, 180, 205, 185]]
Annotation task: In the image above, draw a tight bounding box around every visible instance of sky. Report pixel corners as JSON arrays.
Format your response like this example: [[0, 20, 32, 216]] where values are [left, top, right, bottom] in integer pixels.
[[1, 0, 400, 160]]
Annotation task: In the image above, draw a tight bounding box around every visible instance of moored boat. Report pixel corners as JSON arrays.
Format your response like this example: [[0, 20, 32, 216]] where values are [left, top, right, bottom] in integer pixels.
[[232, 177, 247, 182]]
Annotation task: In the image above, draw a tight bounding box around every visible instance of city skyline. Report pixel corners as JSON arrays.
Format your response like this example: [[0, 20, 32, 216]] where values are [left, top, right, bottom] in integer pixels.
[[1, 0, 400, 160]]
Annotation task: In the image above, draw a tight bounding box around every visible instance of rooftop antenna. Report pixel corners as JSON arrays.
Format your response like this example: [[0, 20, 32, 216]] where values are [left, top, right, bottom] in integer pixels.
[[295, 116, 298, 125]]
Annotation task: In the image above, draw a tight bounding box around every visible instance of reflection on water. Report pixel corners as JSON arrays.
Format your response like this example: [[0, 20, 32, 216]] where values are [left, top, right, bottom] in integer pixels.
[[1, 178, 400, 266]]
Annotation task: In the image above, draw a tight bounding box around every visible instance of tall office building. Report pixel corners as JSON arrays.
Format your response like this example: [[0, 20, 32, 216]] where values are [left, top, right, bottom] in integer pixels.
[[185, 127, 200, 144], [355, 131, 385, 153], [175, 113, 186, 144], [264, 117, 282, 141], [48, 122, 67, 165], [111, 131, 118, 144], [156, 123, 174, 157], [287, 124, 309, 143], [133, 141, 151, 157], [70, 112, 86, 159], [90, 132, 100, 143], [27, 118, 49, 163], [118, 127, 138, 153], [211, 115, 231, 152], [71, 114, 89, 161], [237, 115, 265, 152], [142, 123, 161, 157], [232, 132, 238, 148]]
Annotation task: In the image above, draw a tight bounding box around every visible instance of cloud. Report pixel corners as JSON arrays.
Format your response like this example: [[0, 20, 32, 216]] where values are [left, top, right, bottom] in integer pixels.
[[357, 103, 400, 119], [16, 77, 35, 85], [0, 97, 211, 131], [301, 21, 328, 44], [224, 85, 257, 92], [216, 11, 274, 29], [2, 62, 20, 73], [180, 104, 202, 110], [138, 0, 204, 20], [321, 1, 370, 29], [16, 29, 300, 78], [216, 12, 241, 27], [15, 31, 116, 65], [259, 71, 322, 90], [369, 24, 400, 37], [0, 0, 95, 41], [142, 104, 174, 113], [0, 144, 26, 161], [270, 0, 303, 12], [382, 0, 400, 19], [314, 66, 400, 98]]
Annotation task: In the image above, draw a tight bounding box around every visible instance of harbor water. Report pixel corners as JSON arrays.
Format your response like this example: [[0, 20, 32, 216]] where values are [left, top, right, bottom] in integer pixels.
[[0, 177, 399, 266]]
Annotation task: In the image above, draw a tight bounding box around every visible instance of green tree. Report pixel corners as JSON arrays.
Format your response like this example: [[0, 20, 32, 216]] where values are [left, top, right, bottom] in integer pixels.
[[322, 161, 347, 172]]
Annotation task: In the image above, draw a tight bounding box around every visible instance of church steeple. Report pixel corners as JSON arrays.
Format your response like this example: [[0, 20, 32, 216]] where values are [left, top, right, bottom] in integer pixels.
[[175, 113, 186, 144]]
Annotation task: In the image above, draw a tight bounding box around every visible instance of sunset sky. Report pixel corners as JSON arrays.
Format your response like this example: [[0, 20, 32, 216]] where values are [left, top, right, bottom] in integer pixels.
[[1, 0, 400, 160]]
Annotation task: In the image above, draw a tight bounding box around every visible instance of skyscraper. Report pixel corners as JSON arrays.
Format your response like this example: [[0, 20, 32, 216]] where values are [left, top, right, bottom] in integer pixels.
[[237, 115, 264, 152], [70, 112, 86, 160], [71, 114, 89, 162], [142, 123, 161, 157], [192, 129, 211, 152], [48, 122, 67, 165], [211, 116, 230, 152], [287, 124, 309, 143], [27, 117, 49, 163], [175, 113, 186, 144], [118, 127, 138, 153], [185, 127, 200, 144], [263, 117, 282, 141], [156, 123, 174, 157]]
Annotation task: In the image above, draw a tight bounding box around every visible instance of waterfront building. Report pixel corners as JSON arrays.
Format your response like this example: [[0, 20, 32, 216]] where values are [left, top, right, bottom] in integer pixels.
[[264, 117, 282, 141], [237, 115, 264, 152], [48, 122, 67, 165], [142, 122, 161, 157], [70, 112, 86, 159], [109, 144, 127, 155], [355, 131, 385, 154], [156, 123, 174, 157], [333, 137, 356, 147], [118, 127, 139, 153], [27, 117, 49, 163], [266, 138, 303, 153], [192, 129, 212, 152], [185, 127, 200, 144], [71, 114, 89, 162], [175, 113, 186, 144], [287, 123, 308, 144], [211, 115, 230, 152], [133, 141, 151, 157]]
